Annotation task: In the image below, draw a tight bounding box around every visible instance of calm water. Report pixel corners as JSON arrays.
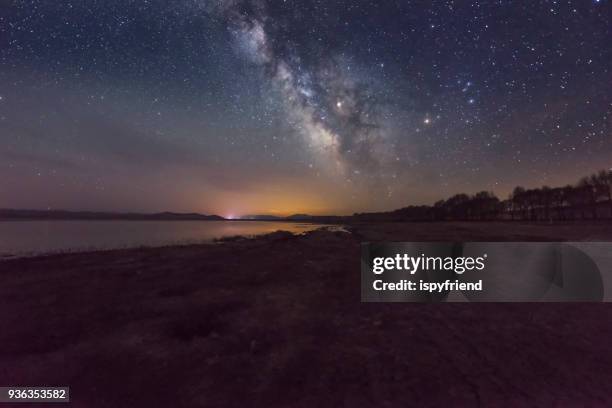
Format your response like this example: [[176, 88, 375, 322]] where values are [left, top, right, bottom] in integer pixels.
[[0, 220, 333, 256]]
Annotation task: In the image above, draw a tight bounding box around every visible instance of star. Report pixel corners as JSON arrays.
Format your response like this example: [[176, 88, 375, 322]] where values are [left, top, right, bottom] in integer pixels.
[[1, 0, 609, 215]]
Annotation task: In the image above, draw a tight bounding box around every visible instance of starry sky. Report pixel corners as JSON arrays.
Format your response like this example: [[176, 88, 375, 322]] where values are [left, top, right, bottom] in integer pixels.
[[1, 0, 610, 216]]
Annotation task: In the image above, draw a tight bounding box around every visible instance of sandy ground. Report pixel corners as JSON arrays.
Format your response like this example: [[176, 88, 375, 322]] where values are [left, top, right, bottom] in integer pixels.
[[1, 222, 612, 407]]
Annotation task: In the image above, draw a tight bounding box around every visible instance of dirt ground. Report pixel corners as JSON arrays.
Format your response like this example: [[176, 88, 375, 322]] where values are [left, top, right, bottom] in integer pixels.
[[1, 223, 612, 407]]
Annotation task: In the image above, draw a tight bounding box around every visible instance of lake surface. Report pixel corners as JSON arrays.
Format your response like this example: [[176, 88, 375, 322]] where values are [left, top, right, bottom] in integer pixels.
[[0, 220, 334, 256]]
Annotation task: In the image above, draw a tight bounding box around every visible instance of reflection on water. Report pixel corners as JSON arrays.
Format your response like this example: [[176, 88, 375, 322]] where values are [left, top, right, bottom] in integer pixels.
[[0, 220, 337, 256]]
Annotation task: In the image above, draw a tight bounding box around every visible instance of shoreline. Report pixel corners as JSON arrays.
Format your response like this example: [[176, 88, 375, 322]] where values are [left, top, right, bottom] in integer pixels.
[[0, 226, 348, 261], [2, 220, 612, 261], [0, 221, 343, 260]]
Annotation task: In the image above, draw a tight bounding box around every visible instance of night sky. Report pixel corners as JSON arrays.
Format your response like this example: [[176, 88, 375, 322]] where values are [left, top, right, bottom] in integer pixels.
[[1, 1, 610, 216]]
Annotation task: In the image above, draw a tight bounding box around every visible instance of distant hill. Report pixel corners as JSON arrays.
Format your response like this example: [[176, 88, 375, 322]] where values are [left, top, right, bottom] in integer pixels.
[[239, 215, 284, 220], [286, 214, 314, 220], [239, 213, 349, 223], [240, 214, 316, 220], [0, 209, 225, 221]]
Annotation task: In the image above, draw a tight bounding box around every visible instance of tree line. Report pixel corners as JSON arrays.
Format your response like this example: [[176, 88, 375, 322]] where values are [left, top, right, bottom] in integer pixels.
[[354, 169, 612, 222]]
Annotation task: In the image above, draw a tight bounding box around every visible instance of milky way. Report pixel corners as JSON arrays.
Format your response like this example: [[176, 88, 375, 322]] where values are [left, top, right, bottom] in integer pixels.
[[212, 0, 393, 174], [0, 1, 610, 215]]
